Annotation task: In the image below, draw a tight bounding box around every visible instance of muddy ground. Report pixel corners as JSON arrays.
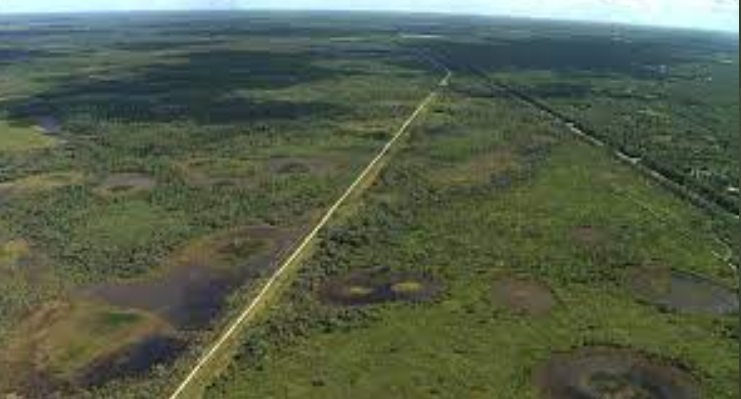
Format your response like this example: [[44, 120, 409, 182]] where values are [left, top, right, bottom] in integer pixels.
[[492, 276, 557, 316], [627, 267, 738, 315], [535, 347, 699, 399], [96, 173, 157, 196]]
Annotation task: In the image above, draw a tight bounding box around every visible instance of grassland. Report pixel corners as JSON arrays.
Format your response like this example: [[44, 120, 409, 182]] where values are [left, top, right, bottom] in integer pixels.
[[0, 121, 57, 153], [203, 73, 738, 399], [0, 11, 737, 399], [2, 300, 171, 384]]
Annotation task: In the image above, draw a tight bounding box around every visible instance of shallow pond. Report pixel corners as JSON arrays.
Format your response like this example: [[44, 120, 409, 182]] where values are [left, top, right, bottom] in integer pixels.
[[319, 268, 442, 306], [627, 267, 738, 315], [84, 226, 296, 330], [77, 334, 187, 387]]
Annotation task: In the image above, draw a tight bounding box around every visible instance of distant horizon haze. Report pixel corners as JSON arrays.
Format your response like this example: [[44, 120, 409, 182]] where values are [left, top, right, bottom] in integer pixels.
[[0, 0, 738, 33]]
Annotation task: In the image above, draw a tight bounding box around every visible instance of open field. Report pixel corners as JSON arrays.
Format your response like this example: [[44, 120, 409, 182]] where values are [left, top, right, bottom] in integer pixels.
[[0, 11, 737, 399], [0, 121, 57, 154]]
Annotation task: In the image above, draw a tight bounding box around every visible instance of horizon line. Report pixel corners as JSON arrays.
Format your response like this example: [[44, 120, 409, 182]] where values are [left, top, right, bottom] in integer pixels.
[[0, 8, 738, 34]]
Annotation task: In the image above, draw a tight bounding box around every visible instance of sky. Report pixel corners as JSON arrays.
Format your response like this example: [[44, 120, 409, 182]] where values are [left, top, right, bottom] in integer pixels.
[[0, 0, 738, 32]]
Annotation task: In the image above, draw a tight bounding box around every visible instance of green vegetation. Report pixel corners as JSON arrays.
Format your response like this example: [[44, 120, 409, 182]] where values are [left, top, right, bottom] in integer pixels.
[[206, 74, 737, 398], [347, 285, 375, 296], [0, 120, 56, 153], [2, 300, 169, 383], [0, 11, 736, 399], [0, 11, 440, 398], [391, 281, 425, 294], [0, 239, 30, 269], [430, 29, 739, 213], [173, 226, 280, 271]]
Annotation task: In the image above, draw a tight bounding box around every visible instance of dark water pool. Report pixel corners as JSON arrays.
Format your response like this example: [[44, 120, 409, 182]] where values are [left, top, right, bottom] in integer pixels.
[[83, 226, 296, 330], [76, 335, 187, 387], [35, 115, 61, 134], [628, 268, 738, 315]]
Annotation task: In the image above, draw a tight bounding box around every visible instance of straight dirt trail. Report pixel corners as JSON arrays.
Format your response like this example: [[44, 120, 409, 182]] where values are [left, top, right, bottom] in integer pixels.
[[168, 68, 452, 399]]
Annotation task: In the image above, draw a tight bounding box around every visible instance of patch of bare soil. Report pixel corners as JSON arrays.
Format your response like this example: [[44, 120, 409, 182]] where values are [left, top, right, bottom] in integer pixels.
[[266, 156, 337, 177], [176, 158, 256, 188], [174, 226, 289, 270], [0, 238, 50, 286], [319, 267, 442, 306], [0, 365, 70, 399], [572, 225, 608, 247], [0, 303, 71, 398], [492, 277, 557, 316], [535, 347, 699, 399], [437, 149, 524, 188], [96, 173, 156, 196], [0, 301, 169, 398], [626, 266, 738, 315], [0, 238, 31, 269], [0, 185, 11, 204]]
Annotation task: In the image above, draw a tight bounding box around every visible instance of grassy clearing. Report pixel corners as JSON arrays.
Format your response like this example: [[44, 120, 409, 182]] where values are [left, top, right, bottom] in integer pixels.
[[0, 120, 56, 154], [171, 226, 286, 271], [176, 158, 259, 187], [0, 239, 30, 268], [1, 300, 170, 385], [390, 281, 424, 294], [432, 148, 524, 187], [0, 172, 85, 196], [94, 173, 157, 197]]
